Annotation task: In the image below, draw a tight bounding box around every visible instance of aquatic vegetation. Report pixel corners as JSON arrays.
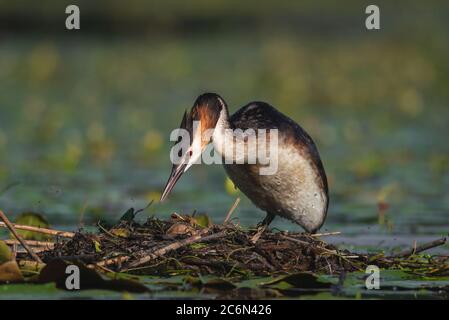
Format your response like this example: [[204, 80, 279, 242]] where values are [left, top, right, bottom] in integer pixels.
[[1, 208, 448, 299], [0, 0, 448, 300]]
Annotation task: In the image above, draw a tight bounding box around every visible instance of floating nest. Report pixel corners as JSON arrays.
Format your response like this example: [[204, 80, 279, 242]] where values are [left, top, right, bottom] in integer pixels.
[[33, 212, 448, 278]]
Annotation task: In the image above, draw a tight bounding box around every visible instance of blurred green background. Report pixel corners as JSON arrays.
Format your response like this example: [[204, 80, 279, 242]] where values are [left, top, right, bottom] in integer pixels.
[[0, 1, 448, 249]]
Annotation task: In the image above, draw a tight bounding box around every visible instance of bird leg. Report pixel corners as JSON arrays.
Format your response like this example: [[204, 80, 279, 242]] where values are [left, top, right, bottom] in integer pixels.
[[250, 213, 275, 244]]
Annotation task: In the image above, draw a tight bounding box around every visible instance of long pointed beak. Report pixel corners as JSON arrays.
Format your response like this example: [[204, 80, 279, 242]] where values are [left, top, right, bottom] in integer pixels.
[[160, 162, 188, 202]]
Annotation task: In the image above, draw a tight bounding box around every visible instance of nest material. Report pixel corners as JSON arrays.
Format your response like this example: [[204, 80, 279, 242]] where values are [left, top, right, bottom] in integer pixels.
[[38, 213, 449, 277]]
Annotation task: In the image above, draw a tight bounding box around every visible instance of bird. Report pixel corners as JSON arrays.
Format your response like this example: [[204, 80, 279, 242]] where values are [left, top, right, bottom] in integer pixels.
[[160, 93, 328, 241]]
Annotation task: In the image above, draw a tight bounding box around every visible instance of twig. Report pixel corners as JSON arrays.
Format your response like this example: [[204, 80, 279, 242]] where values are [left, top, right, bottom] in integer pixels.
[[95, 255, 130, 268], [311, 231, 341, 237], [95, 263, 116, 274], [280, 234, 309, 246], [3, 239, 54, 248], [391, 237, 447, 258], [11, 242, 17, 259], [280, 234, 359, 258], [96, 226, 220, 268], [0, 210, 43, 263], [15, 247, 49, 254], [0, 221, 74, 238], [224, 197, 240, 224], [125, 230, 229, 269]]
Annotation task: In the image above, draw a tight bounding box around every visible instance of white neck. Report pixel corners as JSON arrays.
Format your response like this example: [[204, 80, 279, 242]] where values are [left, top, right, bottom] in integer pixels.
[[212, 105, 259, 165], [210, 100, 279, 175], [211, 105, 232, 158]]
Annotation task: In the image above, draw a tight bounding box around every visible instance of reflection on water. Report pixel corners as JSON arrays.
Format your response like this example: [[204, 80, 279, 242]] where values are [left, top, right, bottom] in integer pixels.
[[0, 33, 448, 255]]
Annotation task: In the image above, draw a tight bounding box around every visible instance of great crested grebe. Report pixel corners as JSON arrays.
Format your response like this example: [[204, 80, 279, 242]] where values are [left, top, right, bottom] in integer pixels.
[[161, 93, 329, 240]]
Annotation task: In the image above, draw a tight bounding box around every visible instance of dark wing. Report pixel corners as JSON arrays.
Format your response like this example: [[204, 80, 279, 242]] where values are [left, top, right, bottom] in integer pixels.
[[230, 102, 329, 198]]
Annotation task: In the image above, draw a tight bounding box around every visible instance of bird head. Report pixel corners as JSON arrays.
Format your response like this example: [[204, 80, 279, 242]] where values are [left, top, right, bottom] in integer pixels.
[[160, 93, 227, 202]]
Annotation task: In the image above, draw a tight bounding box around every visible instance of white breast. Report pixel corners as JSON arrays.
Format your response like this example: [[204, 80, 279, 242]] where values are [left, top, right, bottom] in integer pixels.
[[224, 144, 327, 233]]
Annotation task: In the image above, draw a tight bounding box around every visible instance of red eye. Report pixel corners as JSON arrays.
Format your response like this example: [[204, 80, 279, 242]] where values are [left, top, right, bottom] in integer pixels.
[[189, 150, 193, 156]]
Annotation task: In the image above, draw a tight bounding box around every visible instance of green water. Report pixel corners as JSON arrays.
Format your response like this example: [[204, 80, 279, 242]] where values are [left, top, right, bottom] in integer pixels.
[[0, 31, 448, 299]]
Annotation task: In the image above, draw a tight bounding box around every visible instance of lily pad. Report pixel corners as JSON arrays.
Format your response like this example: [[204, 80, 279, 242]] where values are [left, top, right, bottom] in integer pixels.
[[119, 208, 136, 222], [18, 260, 46, 277], [0, 240, 13, 263], [38, 260, 149, 293], [14, 212, 52, 241], [261, 272, 332, 289], [193, 215, 212, 228], [0, 242, 23, 283], [185, 275, 236, 290], [0, 261, 24, 283]]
